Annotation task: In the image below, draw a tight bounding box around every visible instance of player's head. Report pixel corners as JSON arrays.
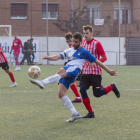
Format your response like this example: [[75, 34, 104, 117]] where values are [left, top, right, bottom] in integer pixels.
[[27, 39, 30, 43], [65, 32, 73, 47], [72, 32, 83, 49], [30, 38, 34, 42], [14, 32, 18, 39], [83, 25, 93, 41]]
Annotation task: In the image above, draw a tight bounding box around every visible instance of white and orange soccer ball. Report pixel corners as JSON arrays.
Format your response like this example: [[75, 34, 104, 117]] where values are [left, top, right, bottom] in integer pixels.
[[28, 66, 41, 79]]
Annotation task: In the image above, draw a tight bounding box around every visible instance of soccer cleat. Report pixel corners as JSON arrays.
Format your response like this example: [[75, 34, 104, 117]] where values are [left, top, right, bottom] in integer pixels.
[[111, 83, 120, 98], [66, 113, 81, 122], [71, 98, 82, 103], [9, 82, 17, 87], [17, 68, 21, 71], [82, 112, 95, 118], [30, 79, 45, 89]]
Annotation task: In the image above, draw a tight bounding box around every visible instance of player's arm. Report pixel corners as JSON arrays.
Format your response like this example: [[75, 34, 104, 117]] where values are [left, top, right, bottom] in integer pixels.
[[43, 54, 62, 61], [94, 59, 117, 76]]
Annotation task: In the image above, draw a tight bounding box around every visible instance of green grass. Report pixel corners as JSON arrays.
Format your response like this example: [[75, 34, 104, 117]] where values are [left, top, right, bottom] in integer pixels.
[[0, 65, 140, 140]]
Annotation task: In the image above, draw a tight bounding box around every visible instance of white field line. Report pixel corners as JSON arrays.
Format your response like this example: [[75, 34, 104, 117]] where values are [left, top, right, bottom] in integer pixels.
[[123, 89, 140, 91], [9, 90, 54, 93]]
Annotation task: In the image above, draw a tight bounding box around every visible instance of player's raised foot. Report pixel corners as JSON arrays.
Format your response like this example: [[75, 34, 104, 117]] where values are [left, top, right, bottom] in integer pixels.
[[71, 97, 82, 103], [66, 113, 81, 122], [30, 79, 45, 89], [111, 83, 120, 98], [9, 82, 17, 87], [82, 112, 95, 118]]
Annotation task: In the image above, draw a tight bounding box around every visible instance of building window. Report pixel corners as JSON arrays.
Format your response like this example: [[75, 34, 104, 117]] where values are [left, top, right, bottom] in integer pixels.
[[42, 3, 58, 19], [114, 6, 131, 24], [11, 3, 28, 19], [86, 5, 101, 23]]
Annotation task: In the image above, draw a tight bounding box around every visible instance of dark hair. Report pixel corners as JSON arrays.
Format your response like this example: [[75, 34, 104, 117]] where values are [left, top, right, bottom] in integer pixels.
[[73, 32, 83, 42], [65, 32, 72, 40], [27, 39, 30, 41], [30, 38, 34, 41], [14, 32, 18, 35], [83, 25, 93, 33]]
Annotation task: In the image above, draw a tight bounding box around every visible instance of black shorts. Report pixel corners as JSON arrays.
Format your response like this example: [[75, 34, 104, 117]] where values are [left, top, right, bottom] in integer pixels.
[[76, 71, 82, 81], [0, 61, 9, 70], [80, 74, 102, 89]]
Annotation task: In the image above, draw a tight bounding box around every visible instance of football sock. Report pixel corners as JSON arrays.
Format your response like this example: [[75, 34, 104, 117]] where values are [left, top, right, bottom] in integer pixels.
[[104, 85, 113, 94], [8, 72, 15, 82], [82, 98, 93, 113], [42, 74, 61, 85], [61, 95, 78, 115], [70, 84, 81, 98]]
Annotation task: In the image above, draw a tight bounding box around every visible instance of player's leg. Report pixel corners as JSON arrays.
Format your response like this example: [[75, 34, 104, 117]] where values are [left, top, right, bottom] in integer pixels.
[[58, 83, 81, 122], [30, 68, 66, 89], [91, 75, 120, 98], [71, 71, 82, 102], [80, 74, 95, 118], [2, 62, 17, 87], [14, 51, 20, 71], [70, 83, 82, 103]]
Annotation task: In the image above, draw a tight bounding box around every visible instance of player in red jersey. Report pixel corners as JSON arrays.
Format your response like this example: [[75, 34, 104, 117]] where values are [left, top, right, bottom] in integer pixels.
[[80, 25, 120, 118], [0, 46, 17, 87], [64, 32, 82, 102], [10, 32, 24, 71]]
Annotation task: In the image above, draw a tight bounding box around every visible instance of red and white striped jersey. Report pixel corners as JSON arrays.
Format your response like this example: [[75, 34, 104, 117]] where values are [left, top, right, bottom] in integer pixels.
[[0, 47, 7, 63], [81, 38, 105, 75]]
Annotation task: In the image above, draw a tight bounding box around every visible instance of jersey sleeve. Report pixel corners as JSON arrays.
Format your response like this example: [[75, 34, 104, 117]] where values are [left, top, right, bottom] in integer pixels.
[[60, 48, 70, 60], [85, 50, 97, 63], [96, 42, 105, 56]]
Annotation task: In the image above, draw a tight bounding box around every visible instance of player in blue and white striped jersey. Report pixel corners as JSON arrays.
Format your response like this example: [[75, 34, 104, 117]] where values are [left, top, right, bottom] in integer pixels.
[[30, 32, 117, 122]]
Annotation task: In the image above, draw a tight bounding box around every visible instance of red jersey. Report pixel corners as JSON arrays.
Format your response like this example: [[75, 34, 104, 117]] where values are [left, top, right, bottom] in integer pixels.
[[0, 47, 7, 63], [81, 38, 105, 75], [11, 38, 23, 52]]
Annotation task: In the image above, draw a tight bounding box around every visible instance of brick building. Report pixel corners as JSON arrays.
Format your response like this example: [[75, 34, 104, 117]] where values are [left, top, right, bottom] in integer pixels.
[[0, 0, 140, 37]]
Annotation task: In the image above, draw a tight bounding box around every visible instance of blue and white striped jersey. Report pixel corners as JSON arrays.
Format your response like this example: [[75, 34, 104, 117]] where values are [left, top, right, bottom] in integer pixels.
[[60, 46, 97, 70]]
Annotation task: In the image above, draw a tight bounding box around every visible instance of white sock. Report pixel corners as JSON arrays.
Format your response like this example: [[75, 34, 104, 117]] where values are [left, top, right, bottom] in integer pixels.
[[16, 65, 18, 69], [61, 95, 78, 115], [42, 74, 61, 85]]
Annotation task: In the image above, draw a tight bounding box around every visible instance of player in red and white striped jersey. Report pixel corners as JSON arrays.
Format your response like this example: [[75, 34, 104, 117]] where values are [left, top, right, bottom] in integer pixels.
[[0, 47, 17, 87], [64, 32, 82, 103], [80, 25, 120, 118]]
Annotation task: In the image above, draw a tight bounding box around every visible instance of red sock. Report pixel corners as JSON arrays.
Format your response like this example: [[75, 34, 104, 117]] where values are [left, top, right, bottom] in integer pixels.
[[82, 98, 93, 113], [90, 84, 92, 86], [104, 85, 113, 94], [8, 72, 15, 82], [70, 84, 81, 98]]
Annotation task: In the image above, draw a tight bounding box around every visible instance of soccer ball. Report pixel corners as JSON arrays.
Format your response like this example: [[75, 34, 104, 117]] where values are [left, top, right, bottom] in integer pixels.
[[28, 66, 41, 79]]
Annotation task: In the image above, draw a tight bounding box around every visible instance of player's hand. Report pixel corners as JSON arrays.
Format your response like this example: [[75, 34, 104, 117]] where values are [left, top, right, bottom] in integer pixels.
[[108, 69, 117, 76], [10, 50, 12, 54], [89, 62, 96, 66], [43, 55, 48, 59]]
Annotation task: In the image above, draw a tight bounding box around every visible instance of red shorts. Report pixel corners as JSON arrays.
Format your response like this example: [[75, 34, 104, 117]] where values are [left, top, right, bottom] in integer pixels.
[[14, 51, 20, 57]]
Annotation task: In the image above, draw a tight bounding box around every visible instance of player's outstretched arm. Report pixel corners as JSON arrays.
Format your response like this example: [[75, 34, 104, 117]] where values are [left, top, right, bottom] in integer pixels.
[[94, 60, 117, 76], [43, 54, 62, 61]]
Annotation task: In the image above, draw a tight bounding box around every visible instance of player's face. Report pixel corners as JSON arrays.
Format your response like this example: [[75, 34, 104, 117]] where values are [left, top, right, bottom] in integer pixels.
[[72, 38, 81, 49], [14, 34, 17, 39], [66, 39, 73, 47], [83, 29, 93, 41]]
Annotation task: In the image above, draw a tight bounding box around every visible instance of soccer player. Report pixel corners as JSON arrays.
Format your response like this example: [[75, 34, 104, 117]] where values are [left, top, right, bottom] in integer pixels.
[[80, 25, 120, 118], [29, 32, 118, 122], [10, 32, 24, 71], [0, 46, 17, 87], [65, 32, 82, 103]]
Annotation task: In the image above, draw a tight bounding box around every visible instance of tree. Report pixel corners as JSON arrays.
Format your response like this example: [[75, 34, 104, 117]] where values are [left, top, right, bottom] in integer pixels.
[[53, 6, 89, 34]]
